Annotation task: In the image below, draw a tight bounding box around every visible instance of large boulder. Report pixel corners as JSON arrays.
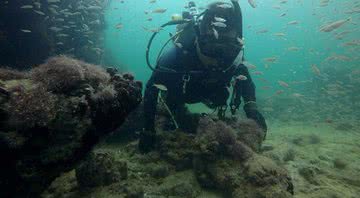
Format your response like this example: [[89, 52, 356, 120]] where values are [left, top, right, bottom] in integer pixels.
[[0, 56, 142, 197]]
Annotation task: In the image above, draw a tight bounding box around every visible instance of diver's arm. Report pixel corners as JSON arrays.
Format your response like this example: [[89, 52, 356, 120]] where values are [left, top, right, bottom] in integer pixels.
[[235, 65, 267, 134], [143, 73, 160, 131], [139, 72, 161, 153]]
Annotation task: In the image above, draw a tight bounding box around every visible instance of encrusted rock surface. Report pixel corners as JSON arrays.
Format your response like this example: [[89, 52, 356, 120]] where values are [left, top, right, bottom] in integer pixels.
[[0, 56, 142, 197]]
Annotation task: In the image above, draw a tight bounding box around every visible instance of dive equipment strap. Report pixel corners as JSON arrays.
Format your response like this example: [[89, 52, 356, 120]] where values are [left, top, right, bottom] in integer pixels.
[[223, 47, 244, 73], [218, 105, 228, 120], [182, 74, 191, 94]]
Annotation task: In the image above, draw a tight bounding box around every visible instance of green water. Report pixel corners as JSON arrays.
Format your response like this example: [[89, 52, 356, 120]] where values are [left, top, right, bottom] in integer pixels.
[[104, 0, 359, 100]]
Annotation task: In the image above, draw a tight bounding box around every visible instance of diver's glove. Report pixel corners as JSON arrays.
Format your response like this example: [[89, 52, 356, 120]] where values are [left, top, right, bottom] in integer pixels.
[[243, 102, 268, 138], [138, 129, 156, 154]]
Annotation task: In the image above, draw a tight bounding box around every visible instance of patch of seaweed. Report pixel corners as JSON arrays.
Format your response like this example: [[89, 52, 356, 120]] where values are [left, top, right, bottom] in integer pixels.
[[8, 84, 57, 130]]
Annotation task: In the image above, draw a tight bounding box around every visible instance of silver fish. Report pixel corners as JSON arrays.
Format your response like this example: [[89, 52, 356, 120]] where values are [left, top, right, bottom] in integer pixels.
[[212, 21, 227, 28], [213, 28, 219, 39], [214, 16, 226, 23], [21, 5, 33, 9], [21, 29, 31, 33], [34, 10, 45, 15], [320, 18, 351, 32], [248, 0, 257, 8], [217, 4, 232, 9]]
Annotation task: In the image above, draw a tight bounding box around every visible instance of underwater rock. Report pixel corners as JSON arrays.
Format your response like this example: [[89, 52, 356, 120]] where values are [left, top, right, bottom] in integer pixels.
[[150, 171, 201, 198], [298, 165, 321, 185], [0, 56, 142, 197], [76, 151, 128, 188], [333, 158, 347, 169], [283, 148, 296, 162], [150, 164, 170, 179], [193, 117, 294, 197], [308, 134, 321, 144], [157, 130, 196, 171]]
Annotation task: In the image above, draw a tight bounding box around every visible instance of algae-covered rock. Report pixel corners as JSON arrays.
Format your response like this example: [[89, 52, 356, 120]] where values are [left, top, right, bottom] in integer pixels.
[[157, 130, 197, 170], [193, 117, 294, 197], [150, 171, 201, 198], [76, 151, 128, 188], [0, 56, 142, 197], [298, 164, 321, 185]]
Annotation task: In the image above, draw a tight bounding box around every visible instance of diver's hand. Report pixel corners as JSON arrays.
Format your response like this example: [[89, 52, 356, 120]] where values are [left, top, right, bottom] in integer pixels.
[[243, 102, 267, 139], [138, 129, 156, 154]]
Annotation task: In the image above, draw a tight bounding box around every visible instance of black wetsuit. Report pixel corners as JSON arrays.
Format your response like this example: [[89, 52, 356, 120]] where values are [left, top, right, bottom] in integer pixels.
[[143, 44, 267, 133]]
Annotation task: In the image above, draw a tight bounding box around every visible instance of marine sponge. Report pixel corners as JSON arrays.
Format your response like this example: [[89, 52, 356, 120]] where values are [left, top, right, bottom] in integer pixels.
[[8, 84, 57, 130], [80, 61, 110, 89], [229, 119, 265, 152], [30, 56, 85, 93], [196, 117, 254, 161]]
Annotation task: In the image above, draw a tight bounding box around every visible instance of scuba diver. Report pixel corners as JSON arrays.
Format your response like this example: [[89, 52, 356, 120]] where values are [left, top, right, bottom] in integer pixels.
[[139, 0, 267, 153]]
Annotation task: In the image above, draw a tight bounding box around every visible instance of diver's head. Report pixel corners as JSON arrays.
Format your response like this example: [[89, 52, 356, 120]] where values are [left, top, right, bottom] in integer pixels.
[[196, 1, 243, 67]]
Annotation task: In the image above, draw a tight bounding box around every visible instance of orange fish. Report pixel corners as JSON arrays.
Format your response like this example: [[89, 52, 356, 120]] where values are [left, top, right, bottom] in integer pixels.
[[278, 80, 290, 88], [311, 64, 321, 76], [253, 71, 264, 75], [276, 90, 284, 95]]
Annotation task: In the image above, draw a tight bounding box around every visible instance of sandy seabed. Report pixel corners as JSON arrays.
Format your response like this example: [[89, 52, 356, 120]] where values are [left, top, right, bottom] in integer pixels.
[[264, 120, 360, 198]]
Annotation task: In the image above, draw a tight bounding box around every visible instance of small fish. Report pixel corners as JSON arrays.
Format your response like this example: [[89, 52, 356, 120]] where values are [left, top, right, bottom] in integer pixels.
[[213, 28, 219, 39], [217, 4, 232, 9], [320, 18, 351, 32], [278, 80, 290, 88], [87, 6, 102, 10], [214, 16, 226, 23], [253, 71, 264, 75], [275, 90, 284, 95], [237, 37, 245, 45], [57, 33, 69, 37], [174, 42, 183, 49], [34, 2, 41, 9], [21, 5, 33, 9], [248, 0, 257, 8], [256, 29, 268, 34], [21, 29, 31, 33], [260, 86, 272, 90], [292, 93, 304, 98], [311, 64, 321, 76], [342, 40, 360, 47], [236, 75, 248, 81], [273, 32, 286, 37], [212, 21, 227, 28], [153, 84, 167, 91], [152, 8, 167, 13], [279, 13, 287, 17], [244, 62, 257, 69], [264, 57, 277, 63], [55, 18, 65, 22], [34, 10, 45, 15], [49, 27, 63, 32], [115, 23, 123, 29], [288, 21, 299, 25], [287, 47, 300, 51], [149, 0, 156, 3], [142, 26, 163, 33]]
